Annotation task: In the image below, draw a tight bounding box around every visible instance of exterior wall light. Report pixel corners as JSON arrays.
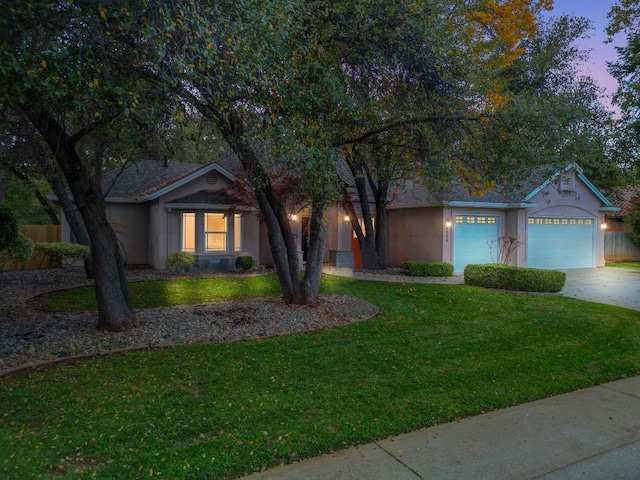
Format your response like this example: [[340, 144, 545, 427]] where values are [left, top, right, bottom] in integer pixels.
[[344, 215, 350, 223], [600, 222, 608, 230], [445, 219, 452, 228], [290, 214, 298, 222]]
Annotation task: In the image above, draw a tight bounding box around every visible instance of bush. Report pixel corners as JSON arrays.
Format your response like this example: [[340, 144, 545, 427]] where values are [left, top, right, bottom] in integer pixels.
[[402, 261, 454, 277], [33, 242, 90, 267], [0, 206, 34, 269], [166, 252, 195, 274], [0, 234, 34, 268], [464, 263, 566, 293], [235, 255, 254, 271]]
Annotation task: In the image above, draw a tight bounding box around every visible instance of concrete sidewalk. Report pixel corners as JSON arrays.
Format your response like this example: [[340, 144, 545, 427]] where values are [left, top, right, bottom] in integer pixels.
[[242, 376, 640, 479]]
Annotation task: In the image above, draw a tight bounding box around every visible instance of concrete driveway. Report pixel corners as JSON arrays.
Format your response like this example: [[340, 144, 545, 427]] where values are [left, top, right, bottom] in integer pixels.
[[561, 267, 640, 311]]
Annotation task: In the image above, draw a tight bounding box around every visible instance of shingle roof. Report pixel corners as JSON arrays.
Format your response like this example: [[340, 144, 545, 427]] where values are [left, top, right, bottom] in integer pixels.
[[103, 159, 205, 199], [603, 185, 640, 217], [390, 164, 561, 207]]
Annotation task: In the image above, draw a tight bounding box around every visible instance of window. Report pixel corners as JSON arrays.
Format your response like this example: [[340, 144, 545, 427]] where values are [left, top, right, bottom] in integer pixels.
[[181, 211, 241, 254], [182, 213, 195, 252], [234, 214, 242, 252], [205, 213, 227, 251]]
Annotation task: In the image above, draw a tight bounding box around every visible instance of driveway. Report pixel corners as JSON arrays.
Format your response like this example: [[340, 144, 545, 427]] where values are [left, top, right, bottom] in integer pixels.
[[561, 267, 640, 311]]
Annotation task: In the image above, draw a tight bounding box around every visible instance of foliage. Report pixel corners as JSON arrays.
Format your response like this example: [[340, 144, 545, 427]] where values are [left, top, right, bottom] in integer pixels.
[[0, 175, 56, 225], [165, 252, 195, 275], [235, 255, 254, 271], [0, 234, 34, 269], [464, 263, 566, 293], [32, 242, 90, 268], [0, 205, 35, 268], [402, 261, 454, 277], [2, 275, 640, 478]]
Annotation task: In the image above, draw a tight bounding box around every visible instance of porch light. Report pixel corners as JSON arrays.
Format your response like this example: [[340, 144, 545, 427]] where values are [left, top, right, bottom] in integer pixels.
[[445, 219, 452, 228], [290, 214, 298, 222], [600, 221, 608, 230], [344, 215, 350, 223]]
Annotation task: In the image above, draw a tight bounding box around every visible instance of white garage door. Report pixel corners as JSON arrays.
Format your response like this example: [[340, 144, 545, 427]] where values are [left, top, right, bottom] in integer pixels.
[[527, 217, 595, 270], [453, 215, 501, 273]]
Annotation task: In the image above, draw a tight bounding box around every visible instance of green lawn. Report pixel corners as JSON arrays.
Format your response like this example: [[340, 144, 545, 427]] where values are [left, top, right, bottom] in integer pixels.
[[2, 275, 640, 479], [606, 262, 640, 272]]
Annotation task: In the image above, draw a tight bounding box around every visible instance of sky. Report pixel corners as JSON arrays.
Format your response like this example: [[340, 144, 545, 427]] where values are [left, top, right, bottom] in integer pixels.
[[546, 0, 623, 110]]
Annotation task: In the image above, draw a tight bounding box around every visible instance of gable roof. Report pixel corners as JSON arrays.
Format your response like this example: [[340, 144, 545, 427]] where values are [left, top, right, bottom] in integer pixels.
[[102, 156, 239, 202], [389, 162, 619, 212]]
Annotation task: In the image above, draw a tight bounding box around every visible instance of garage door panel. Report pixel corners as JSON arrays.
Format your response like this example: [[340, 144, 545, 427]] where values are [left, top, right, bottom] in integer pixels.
[[528, 218, 594, 270], [453, 215, 501, 273]]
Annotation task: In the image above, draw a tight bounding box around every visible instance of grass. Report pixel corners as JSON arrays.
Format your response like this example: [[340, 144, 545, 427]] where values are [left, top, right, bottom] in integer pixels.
[[2, 275, 640, 479], [606, 262, 640, 272]]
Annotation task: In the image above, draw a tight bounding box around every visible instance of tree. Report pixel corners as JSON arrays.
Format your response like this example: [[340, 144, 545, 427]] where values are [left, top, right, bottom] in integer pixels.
[[329, 0, 554, 269], [0, 1, 171, 330]]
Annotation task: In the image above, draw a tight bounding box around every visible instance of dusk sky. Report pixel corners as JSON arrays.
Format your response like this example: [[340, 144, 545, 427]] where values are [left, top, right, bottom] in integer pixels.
[[547, 0, 623, 110]]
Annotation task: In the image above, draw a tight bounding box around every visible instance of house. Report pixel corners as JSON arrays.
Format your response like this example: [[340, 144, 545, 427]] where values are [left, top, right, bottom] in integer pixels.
[[386, 163, 619, 273], [59, 159, 617, 273], [59, 157, 353, 270]]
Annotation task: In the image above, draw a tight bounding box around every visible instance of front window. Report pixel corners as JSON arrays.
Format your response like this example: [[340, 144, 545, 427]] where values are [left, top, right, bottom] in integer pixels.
[[205, 213, 227, 251], [182, 213, 195, 252], [234, 214, 242, 252]]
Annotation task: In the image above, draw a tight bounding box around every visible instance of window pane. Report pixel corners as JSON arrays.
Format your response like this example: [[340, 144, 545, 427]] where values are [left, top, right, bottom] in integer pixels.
[[205, 213, 226, 232], [205, 213, 227, 252], [206, 233, 226, 251], [234, 214, 241, 252], [182, 213, 195, 252]]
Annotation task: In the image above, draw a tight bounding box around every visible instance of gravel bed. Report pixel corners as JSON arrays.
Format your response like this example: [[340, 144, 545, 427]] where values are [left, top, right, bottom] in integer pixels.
[[0, 268, 378, 373]]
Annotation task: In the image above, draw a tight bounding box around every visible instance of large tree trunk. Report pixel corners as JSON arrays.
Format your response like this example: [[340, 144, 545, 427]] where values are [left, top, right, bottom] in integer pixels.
[[216, 109, 325, 304], [343, 153, 389, 270], [49, 171, 94, 279], [24, 106, 136, 331]]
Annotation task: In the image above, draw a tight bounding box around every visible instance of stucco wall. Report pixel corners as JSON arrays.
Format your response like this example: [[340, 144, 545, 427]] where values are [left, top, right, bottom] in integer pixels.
[[105, 203, 149, 266], [387, 207, 443, 266]]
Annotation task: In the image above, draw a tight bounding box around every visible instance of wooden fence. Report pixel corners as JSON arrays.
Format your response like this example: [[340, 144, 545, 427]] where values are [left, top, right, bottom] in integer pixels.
[[605, 231, 640, 262], [3, 225, 61, 271]]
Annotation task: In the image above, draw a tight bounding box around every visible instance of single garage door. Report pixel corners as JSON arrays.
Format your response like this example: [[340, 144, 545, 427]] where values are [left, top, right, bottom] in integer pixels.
[[453, 214, 501, 273], [527, 217, 595, 269]]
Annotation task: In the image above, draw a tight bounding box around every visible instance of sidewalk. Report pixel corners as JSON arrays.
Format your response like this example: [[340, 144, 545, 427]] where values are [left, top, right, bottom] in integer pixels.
[[242, 376, 640, 479]]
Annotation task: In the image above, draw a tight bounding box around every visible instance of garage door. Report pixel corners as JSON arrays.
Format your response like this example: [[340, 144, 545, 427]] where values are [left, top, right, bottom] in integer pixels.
[[453, 215, 501, 273], [527, 217, 595, 269]]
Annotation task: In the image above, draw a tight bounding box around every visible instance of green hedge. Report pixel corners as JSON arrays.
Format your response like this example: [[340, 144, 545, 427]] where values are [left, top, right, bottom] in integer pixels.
[[235, 255, 254, 271], [402, 261, 454, 277], [463, 263, 566, 293], [33, 242, 90, 267]]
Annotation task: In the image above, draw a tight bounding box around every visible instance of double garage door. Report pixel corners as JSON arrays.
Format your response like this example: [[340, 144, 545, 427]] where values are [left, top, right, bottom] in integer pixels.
[[527, 217, 595, 269], [453, 214, 595, 272]]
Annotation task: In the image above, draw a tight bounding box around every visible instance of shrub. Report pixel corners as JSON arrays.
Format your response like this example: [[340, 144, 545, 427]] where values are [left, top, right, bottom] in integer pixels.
[[0, 206, 34, 269], [235, 255, 254, 271], [402, 261, 454, 277], [166, 252, 195, 274], [0, 234, 34, 268], [464, 263, 566, 293], [33, 242, 90, 267]]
